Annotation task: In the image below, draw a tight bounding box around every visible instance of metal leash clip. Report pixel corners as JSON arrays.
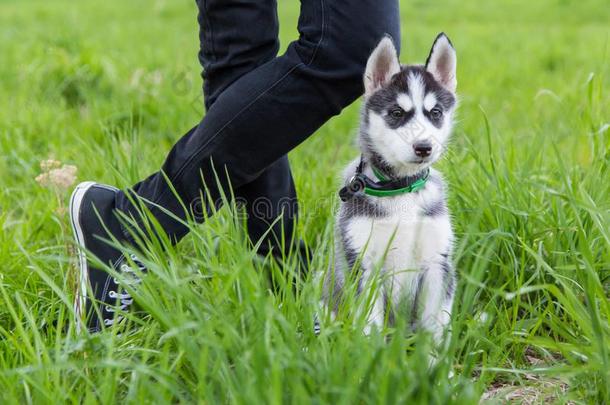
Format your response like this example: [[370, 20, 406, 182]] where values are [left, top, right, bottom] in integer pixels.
[[339, 174, 366, 202]]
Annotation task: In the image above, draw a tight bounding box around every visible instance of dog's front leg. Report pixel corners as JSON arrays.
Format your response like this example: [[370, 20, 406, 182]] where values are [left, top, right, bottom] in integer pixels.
[[363, 294, 385, 336], [416, 260, 455, 347], [358, 264, 386, 335]]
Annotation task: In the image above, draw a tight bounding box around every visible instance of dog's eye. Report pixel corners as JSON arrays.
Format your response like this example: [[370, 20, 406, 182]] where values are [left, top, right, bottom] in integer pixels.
[[430, 107, 443, 119], [389, 108, 405, 118]]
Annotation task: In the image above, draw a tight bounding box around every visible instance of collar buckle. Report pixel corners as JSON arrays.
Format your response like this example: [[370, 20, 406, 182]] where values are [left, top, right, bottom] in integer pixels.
[[339, 174, 366, 202]]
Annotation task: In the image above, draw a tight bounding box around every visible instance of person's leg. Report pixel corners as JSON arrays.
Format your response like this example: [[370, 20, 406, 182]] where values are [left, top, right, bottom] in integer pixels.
[[234, 157, 299, 259], [195, 0, 300, 259], [116, 0, 401, 244], [197, 0, 279, 110], [70, 0, 290, 332]]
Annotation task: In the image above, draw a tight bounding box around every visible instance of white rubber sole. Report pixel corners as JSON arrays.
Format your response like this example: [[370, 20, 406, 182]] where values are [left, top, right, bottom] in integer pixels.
[[69, 181, 97, 334]]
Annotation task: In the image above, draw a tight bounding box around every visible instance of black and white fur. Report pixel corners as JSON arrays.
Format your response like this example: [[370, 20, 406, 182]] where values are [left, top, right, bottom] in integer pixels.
[[323, 34, 458, 345]]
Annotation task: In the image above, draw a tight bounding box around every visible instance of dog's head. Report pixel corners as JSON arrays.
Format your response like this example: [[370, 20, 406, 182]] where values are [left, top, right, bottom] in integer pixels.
[[360, 33, 457, 178]]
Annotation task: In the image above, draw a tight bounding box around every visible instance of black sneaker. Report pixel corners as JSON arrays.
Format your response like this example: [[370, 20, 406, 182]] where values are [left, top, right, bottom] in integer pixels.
[[69, 181, 145, 333]]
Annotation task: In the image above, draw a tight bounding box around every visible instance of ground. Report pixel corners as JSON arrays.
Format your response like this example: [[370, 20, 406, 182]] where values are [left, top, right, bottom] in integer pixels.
[[0, 0, 608, 403]]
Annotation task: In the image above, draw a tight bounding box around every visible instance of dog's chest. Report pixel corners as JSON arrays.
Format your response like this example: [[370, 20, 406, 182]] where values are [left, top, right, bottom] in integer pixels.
[[343, 193, 452, 271]]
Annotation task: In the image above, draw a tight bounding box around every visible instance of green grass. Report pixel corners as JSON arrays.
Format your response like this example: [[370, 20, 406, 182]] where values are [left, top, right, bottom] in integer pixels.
[[1, 0, 609, 403]]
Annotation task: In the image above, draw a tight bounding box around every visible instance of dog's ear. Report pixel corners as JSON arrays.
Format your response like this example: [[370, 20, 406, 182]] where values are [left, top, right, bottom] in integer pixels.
[[364, 36, 401, 97], [425, 33, 457, 92]]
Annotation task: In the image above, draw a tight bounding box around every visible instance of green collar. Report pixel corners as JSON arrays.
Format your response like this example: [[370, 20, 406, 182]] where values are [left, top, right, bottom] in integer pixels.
[[338, 158, 430, 201], [371, 165, 391, 182], [366, 165, 429, 197]]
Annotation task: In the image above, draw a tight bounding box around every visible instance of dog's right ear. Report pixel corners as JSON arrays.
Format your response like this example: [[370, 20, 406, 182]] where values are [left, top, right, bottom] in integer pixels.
[[364, 36, 400, 97]]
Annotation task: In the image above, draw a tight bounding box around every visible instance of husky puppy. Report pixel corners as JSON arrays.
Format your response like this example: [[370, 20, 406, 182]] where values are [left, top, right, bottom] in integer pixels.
[[323, 34, 458, 345]]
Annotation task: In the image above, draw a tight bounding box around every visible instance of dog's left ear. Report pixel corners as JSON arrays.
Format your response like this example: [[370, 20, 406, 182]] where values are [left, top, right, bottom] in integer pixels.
[[426, 33, 457, 92]]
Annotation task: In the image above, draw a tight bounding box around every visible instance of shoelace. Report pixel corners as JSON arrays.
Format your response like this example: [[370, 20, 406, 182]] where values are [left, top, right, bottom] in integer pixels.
[[104, 254, 145, 326]]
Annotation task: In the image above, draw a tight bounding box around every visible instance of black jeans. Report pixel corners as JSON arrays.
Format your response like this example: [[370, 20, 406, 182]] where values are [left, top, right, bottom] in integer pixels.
[[115, 0, 400, 256]]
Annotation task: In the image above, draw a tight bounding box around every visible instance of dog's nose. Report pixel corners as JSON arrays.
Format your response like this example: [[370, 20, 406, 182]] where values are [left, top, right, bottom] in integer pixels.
[[413, 142, 433, 158]]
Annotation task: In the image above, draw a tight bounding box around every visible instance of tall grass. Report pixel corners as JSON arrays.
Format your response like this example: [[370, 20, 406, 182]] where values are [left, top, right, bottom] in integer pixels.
[[0, 0, 608, 403]]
